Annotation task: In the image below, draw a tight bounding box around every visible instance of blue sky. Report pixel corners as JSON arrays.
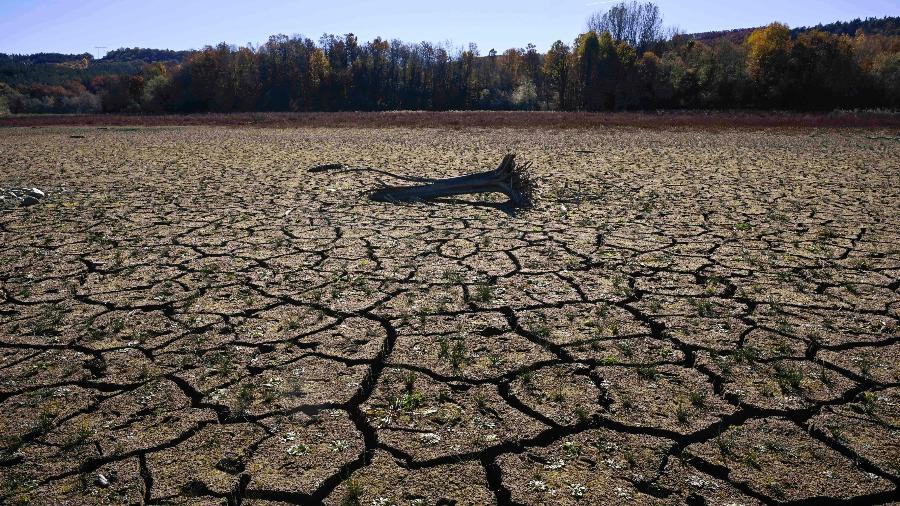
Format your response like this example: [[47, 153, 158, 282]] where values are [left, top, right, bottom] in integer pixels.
[[1, 0, 897, 56]]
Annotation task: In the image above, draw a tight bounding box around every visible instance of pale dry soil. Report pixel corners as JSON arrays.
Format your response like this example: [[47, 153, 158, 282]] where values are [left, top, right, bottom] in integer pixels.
[[0, 126, 898, 505]]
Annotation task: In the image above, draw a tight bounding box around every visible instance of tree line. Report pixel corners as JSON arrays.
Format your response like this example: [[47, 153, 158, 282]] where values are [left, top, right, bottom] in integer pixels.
[[1, 4, 898, 114]]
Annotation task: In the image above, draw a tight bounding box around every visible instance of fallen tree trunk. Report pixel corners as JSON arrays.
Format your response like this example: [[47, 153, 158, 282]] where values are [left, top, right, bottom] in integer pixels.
[[368, 154, 536, 208]]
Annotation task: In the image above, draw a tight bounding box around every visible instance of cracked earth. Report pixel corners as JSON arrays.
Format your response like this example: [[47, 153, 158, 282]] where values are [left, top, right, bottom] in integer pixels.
[[0, 125, 898, 505]]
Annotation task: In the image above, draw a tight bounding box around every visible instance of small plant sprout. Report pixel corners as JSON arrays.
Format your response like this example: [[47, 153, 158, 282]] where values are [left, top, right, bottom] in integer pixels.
[[636, 365, 658, 380], [563, 440, 582, 456], [716, 427, 738, 458], [401, 370, 416, 393], [676, 402, 690, 424], [443, 271, 464, 284], [473, 283, 493, 303], [287, 443, 309, 456], [235, 383, 255, 414], [574, 405, 590, 422], [449, 339, 467, 369], [475, 391, 488, 411], [773, 362, 804, 392], [690, 391, 707, 409], [396, 391, 424, 411], [341, 479, 363, 506], [861, 391, 877, 414]]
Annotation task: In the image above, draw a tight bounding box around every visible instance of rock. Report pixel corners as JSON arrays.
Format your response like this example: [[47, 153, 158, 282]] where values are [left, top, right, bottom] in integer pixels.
[[10, 187, 46, 207], [95, 473, 110, 488]]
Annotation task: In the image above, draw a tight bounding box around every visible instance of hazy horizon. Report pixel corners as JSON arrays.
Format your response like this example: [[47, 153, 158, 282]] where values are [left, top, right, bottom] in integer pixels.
[[1, 0, 898, 57]]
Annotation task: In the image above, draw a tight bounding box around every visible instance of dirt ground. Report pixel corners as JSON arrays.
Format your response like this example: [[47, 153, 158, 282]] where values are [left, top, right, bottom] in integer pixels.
[[0, 125, 898, 505]]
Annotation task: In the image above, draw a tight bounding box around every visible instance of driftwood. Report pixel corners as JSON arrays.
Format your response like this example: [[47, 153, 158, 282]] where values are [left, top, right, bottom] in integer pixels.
[[368, 154, 536, 208]]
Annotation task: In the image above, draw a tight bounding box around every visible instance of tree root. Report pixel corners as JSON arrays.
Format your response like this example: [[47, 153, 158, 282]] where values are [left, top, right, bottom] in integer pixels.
[[368, 154, 536, 208]]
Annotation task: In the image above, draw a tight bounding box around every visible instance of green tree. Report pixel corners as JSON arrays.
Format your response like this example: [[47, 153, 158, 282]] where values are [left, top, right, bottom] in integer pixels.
[[789, 31, 860, 109], [636, 51, 673, 107], [0, 82, 25, 114], [575, 32, 603, 109], [308, 48, 331, 110], [543, 41, 571, 109], [870, 51, 900, 107], [576, 31, 626, 110]]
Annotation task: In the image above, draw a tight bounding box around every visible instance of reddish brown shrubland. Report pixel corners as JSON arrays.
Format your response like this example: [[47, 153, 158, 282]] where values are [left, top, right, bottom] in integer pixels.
[[1, 110, 899, 129]]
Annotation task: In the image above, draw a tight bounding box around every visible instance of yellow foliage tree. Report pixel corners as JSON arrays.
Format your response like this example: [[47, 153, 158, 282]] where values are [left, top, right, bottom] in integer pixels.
[[746, 22, 791, 82], [745, 22, 793, 105], [309, 48, 331, 90]]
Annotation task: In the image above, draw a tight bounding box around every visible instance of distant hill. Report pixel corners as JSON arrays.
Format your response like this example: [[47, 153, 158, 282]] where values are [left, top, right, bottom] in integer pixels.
[[687, 28, 755, 45], [688, 15, 900, 44], [1, 52, 94, 65], [0, 54, 140, 87], [0, 47, 189, 67], [791, 16, 900, 37], [102, 47, 191, 63], [0, 47, 189, 87]]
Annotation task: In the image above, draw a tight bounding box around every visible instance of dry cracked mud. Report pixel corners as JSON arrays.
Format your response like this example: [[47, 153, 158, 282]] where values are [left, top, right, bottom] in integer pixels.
[[0, 125, 898, 505]]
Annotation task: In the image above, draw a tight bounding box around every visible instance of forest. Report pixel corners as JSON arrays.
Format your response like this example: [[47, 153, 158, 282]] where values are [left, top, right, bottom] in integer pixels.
[[1, 3, 898, 114]]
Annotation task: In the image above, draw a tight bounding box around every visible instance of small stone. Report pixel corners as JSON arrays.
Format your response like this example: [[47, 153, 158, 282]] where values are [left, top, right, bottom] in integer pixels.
[[419, 433, 441, 445], [95, 473, 110, 488], [26, 188, 45, 199]]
